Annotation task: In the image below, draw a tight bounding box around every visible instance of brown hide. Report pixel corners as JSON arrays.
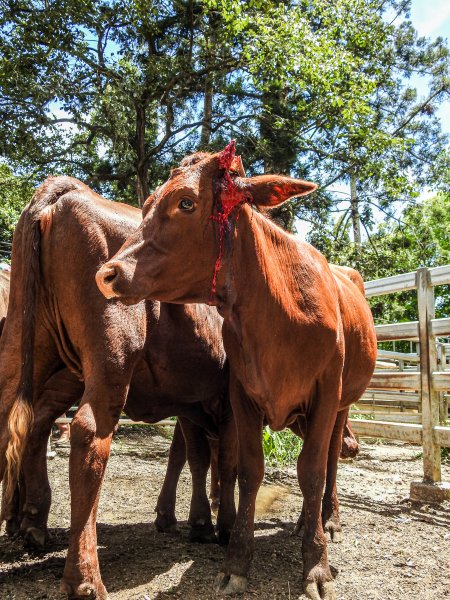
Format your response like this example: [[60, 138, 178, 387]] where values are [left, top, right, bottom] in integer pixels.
[[98, 147, 377, 599], [0, 177, 233, 600]]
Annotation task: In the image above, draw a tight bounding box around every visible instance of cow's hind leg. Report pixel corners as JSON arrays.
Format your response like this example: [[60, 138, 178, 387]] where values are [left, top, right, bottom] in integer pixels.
[[2, 473, 25, 538], [61, 378, 129, 600], [322, 409, 348, 543], [215, 404, 237, 546], [155, 420, 186, 534], [209, 438, 220, 515], [20, 369, 83, 548], [181, 418, 216, 543]]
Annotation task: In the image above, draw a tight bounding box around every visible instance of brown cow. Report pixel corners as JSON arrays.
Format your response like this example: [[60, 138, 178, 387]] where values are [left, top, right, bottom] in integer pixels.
[[97, 142, 377, 600], [0, 176, 237, 600]]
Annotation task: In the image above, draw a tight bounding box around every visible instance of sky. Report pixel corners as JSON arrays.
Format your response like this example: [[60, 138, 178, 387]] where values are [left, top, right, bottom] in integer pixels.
[[410, 0, 450, 134]]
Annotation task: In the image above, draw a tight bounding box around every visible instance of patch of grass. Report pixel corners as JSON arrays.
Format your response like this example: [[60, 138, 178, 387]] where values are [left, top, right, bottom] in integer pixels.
[[441, 447, 450, 462], [262, 427, 302, 467]]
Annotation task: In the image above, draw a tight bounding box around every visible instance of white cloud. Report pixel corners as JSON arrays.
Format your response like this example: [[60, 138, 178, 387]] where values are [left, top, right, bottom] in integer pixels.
[[410, 0, 450, 37]]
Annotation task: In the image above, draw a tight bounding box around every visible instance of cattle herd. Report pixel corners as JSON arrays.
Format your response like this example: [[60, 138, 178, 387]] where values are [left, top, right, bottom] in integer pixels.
[[0, 142, 377, 600]]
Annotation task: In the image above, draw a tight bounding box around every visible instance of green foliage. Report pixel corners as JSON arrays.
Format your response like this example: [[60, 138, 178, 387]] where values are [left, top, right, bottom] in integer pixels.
[[1, 0, 448, 222], [0, 164, 33, 257], [311, 192, 450, 328], [262, 426, 302, 467]]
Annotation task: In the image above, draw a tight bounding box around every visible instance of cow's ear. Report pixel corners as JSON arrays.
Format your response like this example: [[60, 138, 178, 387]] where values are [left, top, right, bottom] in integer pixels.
[[236, 175, 317, 208]]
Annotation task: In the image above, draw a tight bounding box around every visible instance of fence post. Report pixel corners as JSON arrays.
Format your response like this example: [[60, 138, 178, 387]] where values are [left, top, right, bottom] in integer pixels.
[[410, 268, 450, 502], [416, 267, 441, 482]]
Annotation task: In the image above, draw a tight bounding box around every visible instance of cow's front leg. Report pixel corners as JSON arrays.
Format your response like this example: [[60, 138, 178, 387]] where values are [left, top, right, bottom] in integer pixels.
[[298, 374, 341, 600], [215, 377, 263, 595], [154, 420, 186, 534], [61, 384, 126, 600]]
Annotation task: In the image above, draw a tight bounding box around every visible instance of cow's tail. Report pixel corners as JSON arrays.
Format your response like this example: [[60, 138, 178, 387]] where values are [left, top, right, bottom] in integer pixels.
[[3, 176, 84, 503]]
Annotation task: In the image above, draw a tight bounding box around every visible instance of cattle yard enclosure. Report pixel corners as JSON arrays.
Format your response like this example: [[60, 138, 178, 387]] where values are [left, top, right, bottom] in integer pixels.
[[54, 265, 450, 502], [350, 265, 450, 502]]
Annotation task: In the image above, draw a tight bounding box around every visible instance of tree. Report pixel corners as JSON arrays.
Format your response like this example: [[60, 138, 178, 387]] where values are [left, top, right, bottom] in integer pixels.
[[0, 0, 240, 205], [1, 0, 449, 222], [0, 164, 33, 257], [310, 192, 450, 325]]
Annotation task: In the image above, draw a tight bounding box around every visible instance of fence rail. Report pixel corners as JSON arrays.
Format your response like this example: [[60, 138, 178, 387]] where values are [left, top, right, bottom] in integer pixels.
[[350, 265, 450, 498]]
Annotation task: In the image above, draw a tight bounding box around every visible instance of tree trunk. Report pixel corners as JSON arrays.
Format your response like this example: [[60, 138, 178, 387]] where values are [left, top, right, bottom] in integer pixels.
[[350, 173, 361, 247], [200, 73, 213, 147], [136, 104, 148, 207]]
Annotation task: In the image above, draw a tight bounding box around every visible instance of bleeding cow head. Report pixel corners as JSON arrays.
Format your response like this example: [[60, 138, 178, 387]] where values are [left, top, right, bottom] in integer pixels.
[[96, 142, 317, 305]]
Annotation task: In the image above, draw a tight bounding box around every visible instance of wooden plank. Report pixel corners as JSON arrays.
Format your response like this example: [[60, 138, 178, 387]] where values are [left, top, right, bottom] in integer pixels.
[[350, 412, 422, 423], [349, 419, 423, 444], [368, 372, 420, 390], [360, 391, 419, 403], [429, 264, 450, 287], [432, 372, 450, 392], [430, 317, 450, 337], [377, 350, 419, 363], [365, 271, 417, 297], [374, 321, 418, 341], [433, 426, 450, 448]]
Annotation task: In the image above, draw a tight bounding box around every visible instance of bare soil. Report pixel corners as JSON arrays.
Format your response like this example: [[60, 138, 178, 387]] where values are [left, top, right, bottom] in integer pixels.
[[1, 427, 449, 600]]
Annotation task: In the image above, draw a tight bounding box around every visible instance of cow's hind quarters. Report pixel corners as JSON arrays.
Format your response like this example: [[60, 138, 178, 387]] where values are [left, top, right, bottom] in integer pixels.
[[214, 572, 248, 595], [61, 579, 109, 600], [188, 520, 217, 544], [304, 580, 336, 600]]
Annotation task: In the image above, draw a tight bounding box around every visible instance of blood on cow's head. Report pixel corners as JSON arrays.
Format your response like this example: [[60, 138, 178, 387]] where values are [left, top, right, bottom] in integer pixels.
[[96, 142, 317, 306]]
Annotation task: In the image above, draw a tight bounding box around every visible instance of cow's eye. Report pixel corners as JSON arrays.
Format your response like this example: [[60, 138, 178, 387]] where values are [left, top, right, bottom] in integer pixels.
[[178, 198, 195, 212]]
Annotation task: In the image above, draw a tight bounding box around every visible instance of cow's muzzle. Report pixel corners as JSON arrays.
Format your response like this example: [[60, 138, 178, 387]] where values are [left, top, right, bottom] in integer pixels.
[[96, 261, 132, 300]]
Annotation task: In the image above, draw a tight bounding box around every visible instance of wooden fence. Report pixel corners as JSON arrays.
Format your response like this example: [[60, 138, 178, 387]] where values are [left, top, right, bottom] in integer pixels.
[[349, 265, 450, 496]]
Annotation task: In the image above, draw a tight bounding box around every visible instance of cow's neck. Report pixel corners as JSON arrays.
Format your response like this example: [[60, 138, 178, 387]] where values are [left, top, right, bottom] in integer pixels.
[[218, 207, 338, 429]]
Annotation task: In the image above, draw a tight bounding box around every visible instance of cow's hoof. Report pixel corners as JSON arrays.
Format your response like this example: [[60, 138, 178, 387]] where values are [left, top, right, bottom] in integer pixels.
[[24, 526, 47, 548], [304, 580, 336, 600], [215, 572, 248, 595], [324, 521, 342, 543], [5, 517, 21, 538], [61, 580, 109, 599], [154, 513, 179, 534], [291, 518, 304, 537], [189, 523, 217, 544]]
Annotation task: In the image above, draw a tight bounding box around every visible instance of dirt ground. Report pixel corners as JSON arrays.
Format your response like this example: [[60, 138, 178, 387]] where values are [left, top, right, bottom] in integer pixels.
[[1, 427, 449, 600]]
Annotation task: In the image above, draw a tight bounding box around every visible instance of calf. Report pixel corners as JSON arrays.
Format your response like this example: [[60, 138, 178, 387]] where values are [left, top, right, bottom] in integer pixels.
[[97, 143, 377, 600]]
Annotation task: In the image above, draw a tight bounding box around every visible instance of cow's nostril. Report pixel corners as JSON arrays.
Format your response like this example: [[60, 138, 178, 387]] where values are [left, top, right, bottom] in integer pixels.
[[104, 269, 117, 284]]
